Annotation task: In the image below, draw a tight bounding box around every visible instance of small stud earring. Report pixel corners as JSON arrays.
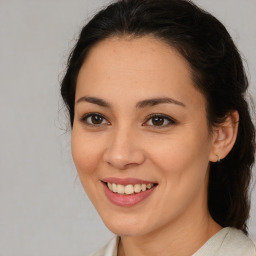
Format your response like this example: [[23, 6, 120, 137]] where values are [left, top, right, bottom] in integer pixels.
[[216, 154, 221, 163]]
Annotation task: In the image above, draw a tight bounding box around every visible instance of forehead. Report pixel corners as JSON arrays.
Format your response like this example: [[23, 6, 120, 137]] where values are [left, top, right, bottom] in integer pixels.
[[76, 36, 206, 110]]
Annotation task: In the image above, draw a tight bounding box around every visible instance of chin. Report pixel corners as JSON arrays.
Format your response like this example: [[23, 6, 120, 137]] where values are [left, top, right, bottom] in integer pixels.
[[107, 223, 148, 237], [100, 212, 156, 237]]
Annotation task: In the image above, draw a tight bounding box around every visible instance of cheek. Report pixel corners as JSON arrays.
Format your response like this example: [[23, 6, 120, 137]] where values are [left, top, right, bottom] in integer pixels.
[[71, 128, 104, 188], [146, 128, 211, 191], [149, 131, 210, 168], [144, 133, 211, 221]]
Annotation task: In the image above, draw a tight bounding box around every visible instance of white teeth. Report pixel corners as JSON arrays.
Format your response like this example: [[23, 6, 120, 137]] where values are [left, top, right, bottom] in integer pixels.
[[112, 183, 117, 193], [146, 184, 153, 189], [134, 184, 141, 193], [125, 185, 134, 194], [117, 184, 125, 194], [107, 182, 154, 195], [107, 183, 112, 190]]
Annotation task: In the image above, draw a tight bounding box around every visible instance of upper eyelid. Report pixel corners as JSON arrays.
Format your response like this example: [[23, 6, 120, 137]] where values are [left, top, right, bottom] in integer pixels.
[[81, 112, 107, 119], [80, 112, 110, 124], [144, 113, 176, 122], [79, 112, 176, 126], [141, 114, 177, 129]]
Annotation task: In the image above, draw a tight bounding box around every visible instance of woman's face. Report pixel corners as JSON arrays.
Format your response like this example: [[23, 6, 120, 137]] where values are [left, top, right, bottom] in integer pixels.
[[72, 36, 217, 236]]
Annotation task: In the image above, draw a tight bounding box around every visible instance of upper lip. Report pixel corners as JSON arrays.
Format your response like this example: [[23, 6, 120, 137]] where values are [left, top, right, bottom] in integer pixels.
[[101, 177, 157, 186]]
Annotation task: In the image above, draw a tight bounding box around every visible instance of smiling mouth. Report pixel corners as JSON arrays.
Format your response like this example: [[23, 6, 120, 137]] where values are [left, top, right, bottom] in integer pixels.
[[101, 179, 158, 206], [103, 182, 157, 195]]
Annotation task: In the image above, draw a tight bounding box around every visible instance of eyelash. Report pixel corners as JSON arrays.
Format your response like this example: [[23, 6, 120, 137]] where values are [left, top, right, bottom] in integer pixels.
[[80, 113, 110, 127], [142, 113, 176, 128], [80, 113, 176, 128]]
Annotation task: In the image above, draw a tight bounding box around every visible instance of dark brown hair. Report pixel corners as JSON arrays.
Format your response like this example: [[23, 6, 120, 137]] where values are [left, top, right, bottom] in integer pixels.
[[61, 0, 255, 234]]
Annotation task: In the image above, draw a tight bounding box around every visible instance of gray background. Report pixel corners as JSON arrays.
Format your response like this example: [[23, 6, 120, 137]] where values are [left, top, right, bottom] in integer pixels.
[[0, 0, 255, 255]]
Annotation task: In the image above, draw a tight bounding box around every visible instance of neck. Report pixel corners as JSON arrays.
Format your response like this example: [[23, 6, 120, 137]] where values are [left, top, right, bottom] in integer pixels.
[[118, 208, 221, 256]]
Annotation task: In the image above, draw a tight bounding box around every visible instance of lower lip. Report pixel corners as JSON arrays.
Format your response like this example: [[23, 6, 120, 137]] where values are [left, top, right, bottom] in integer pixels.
[[102, 183, 156, 207]]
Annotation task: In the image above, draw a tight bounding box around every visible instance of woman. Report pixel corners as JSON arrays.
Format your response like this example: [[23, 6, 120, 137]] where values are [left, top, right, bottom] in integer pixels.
[[61, 0, 256, 255]]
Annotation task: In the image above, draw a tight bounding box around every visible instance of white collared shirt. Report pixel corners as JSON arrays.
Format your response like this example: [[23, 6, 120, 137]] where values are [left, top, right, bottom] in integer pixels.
[[193, 227, 256, 256], [90, 227, 256, 256]]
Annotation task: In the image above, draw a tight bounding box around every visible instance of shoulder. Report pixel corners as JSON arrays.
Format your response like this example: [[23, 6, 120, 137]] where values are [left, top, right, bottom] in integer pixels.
[[90, 229, 256, 256], [90, 237, 119, 256], [221, 228, 256, 255], [194, 227, 256, 256]]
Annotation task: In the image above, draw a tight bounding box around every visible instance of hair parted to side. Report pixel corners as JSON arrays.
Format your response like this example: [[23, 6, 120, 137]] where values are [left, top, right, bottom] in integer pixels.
[[61, 0, 255, 234]]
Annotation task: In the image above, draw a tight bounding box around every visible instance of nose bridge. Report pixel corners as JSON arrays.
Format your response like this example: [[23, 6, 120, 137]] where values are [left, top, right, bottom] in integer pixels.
[[103, 123, 145, 169]]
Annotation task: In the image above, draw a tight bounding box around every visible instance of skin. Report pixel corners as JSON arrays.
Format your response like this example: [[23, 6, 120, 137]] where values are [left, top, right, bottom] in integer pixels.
[[71, 36, 238, 256]]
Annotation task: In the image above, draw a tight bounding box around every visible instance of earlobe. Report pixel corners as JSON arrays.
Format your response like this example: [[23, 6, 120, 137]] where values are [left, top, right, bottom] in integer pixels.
[[209, 110, 239, 162]]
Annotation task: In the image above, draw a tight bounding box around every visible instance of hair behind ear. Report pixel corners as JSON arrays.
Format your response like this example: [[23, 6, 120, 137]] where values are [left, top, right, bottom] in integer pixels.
[[208, 106, 255, 234]]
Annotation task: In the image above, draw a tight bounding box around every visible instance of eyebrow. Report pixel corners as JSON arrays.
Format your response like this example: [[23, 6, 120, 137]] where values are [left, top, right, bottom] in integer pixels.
[[136, 97, 186, 108], [76, 96, 111, 107], [76, 96, 186, 108]]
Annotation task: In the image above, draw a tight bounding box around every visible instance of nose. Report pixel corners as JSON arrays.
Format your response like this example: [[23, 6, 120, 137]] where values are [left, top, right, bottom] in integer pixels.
[[103, 127, 145, 170]]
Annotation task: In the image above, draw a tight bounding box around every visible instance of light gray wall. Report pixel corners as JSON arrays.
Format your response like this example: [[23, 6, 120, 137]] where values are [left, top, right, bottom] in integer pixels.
[[0, 0, 255, 255]]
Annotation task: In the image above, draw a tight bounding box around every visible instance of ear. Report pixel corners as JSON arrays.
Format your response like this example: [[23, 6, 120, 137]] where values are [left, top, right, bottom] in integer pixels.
[[209, 110, 239, 162]]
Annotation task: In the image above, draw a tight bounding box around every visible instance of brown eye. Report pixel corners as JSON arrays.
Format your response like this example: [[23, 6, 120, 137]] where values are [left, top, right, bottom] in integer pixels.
[[91, 115, 104, 124], [81, 113, 109, 126], [143, 114, 176, 128], [151, 116, 165, 126]]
